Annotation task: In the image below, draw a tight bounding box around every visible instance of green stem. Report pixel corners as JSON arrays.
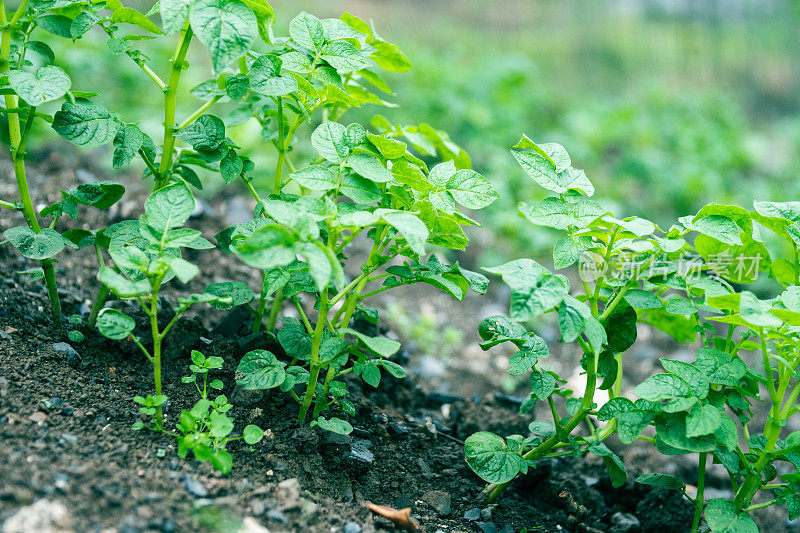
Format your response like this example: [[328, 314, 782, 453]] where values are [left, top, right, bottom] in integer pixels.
[[312, 366, 336, 419], [0, 15, 62, 326], [273, 96, 286, 195], [149, 293, 164, 429], [265, 287, 283, 332], [156, 23, 193, 190], [691, 452, 707, 533], [177, 95, 222, 131], [0, 198, 17, 209], [298, 290, 328, 423], [87, 285, 111, 328], [253, 270, 269, 333]]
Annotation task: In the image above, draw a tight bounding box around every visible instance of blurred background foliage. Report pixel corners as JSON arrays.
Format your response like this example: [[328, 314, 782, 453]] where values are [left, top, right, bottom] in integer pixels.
[[38, 0, 800, 262]]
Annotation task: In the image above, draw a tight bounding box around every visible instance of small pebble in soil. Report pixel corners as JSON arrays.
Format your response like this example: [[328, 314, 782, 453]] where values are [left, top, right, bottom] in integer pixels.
[[51, 342, 81, 368], [476, 522, 498, 533], [59, 434, 77, 444], [464, 508, 481, 521], [321, 430, 351, 445], [394, 494, 413, 510], [53, 474, 68, 491], [266, 509, 288, 524], [345, 440, 374, 467], [182, 476, 208, 498], [387, 423, 409, 440], [481, 507, 493, 521], [60, 407, 73, 416], [610, 511, 640, 533], [343, 522, 361, 533], [426, 391, 464, 406], [0, 376, 8, 397], [160, 518, 177, 533], [421, 490, 451, 517]]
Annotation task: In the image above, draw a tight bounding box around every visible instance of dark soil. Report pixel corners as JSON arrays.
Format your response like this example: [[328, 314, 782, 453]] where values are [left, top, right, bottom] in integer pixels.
[[0, 151, 733, 532]]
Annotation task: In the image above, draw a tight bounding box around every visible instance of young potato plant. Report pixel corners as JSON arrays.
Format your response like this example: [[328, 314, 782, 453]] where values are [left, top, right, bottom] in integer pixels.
[[132, 350, 265, 473], [94, 182, 227, 430], [0, 0, 131, 326], [465, 136, 800, 532]]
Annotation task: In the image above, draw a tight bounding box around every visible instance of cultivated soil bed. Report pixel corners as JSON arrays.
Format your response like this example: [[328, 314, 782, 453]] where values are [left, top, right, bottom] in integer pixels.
[[0, 151, 754, 532]]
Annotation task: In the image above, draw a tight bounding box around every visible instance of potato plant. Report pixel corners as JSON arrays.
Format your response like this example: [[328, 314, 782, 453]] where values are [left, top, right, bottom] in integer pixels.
[[465, 137, 800, 532]]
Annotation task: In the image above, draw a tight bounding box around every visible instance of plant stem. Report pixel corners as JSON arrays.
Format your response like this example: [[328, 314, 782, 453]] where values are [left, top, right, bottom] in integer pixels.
[[156, 23, 193, 190], [691, 452, 707, 533], [177, 95, 222, 131], [253, 270, 269, 333], [273, 96, 286, 195], [149, 292, 164, 429], [266, 287, 283, 331], [0, 13, 62, 326], [298, 290, 328, 423], [87, 285, 110, 328]]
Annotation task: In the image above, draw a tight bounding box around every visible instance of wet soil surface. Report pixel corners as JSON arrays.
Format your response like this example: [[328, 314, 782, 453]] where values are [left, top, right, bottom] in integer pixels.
[[0, 152, 769, 532]]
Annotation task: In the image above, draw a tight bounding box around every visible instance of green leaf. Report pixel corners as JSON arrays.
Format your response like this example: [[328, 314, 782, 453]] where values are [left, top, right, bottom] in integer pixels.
[[98, 267, 149, 297], [250, 54, 298, 96], [3, 227, 67, 260], [378, 209, 428, 255], [96, 308, 135, 340], [190, 0, 257, 73], [289, 11, 324, 50], [624, 289, 663, 309], [112, 7, 164, 34], [235, 350, 286, 389], [686, 403, 721, 437], [210, 450, 232, 473], [510, 273, 570, 321], [347, 153, 392, 182], [291, 165, 337, 191], [9, 66, 70, 106], [369, 39, 412, 72], [602, 299, 637, 353], [529, 371, 556, 400], [686, 215, 743, 246], [204, 281, 253, 310], [367, 133, 406, 159], [313, 416, 353, 435], [588, 443, 627, 488], [53, 99, 121, 147], [705, 499, 758, 533], [311, 121, 349, 163], [360, 362, 381, 387], [143, 182, 195, 233], [634, 373, 691, 401], [464, 432, 527, 484], [112, 124, 145, 169], [617, 411, 650, 444], [446, 169, 498, 209], [341, 328, 400, 357], [160, 0, 192, 34], [175, 114, 226, 151], [243, 424, 264, 444], [635, 473, 685, 491], [321, 41, 367, 72], [661, 359, 709, 398]]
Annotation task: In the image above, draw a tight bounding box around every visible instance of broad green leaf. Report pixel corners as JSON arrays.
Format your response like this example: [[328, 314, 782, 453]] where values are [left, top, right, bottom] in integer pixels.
[[367, 133, 405, 158], [446, 169, 498, 209], [112, 7, 164, 34], [291, 165, 337, 191], [321, 41, 367, 72], [190, 0, 257, 73], [175, 114, 226, 151], [311, 121, 349, 162], [341, 328, 400, 357], [369, 39, 412, 72], [464, 432, 527, 484], [686, 403, 721, 437], [112, 124, 145, 169], [53, 99, 121, 147], [313, 416, 353, 435], [289, 11, 324, 50], [243, 424, 264, 444], [634, 373, 691, 401], [3, 227, 67, 260], [235, 349, 286, 389], [204, 281, 253, 310], [635, 473, 685, 490], [529, 371, 556, 400], [685, 215, 743, 246], [210, 450, 232, 473], [250, 54, 298, 96], [520, 197, 603, 230], [624, 289, 663, 309], [347, 153, 391, 182], [510, 273, 569, 321], [9, 66, 70, 106], [160, 0, 192, 33], [143, 182, 195, 233], [98, 267, 149, 297], [96, 308, 135, 340], [705, 499, 758, 533], [378, 209, 428, 255], [617, 411, 650, 444], [340, 174, 381, 204], [661, 358, 709, 398]]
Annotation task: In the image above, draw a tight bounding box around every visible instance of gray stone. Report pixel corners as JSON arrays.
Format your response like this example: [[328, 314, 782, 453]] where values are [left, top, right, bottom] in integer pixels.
[[51, 343, 81, 368], [266, 509, 288, 524], [610, 511, 640, 533], [2, 498, 71, 532], [182, 476, 207, 498], [343, 522, 361, 533], [421, 490, 451, 517], [345, 440, 374, 466], [464, 508, 481, 521]]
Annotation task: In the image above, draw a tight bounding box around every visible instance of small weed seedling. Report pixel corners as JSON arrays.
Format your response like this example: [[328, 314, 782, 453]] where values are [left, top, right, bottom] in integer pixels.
[[133, 350, 265, 473]]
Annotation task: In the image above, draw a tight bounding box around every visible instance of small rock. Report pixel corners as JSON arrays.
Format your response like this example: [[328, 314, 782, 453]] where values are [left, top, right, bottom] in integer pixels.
[[499, 526, 515, 533], [160, 518, 177, 533], [464, 508, 481, 521], [387, 423, 409, 440], [345, 440, 374, 467], [182, 476, 207, 498], [266, 509, 288, 524], [426, 392, 464, 406], [610, 511, 640, 533], [51, 342, 81, 368], [53, 474, 68, 491], [493, 393, 525, 408], [59, 407, 73, 417], [291, 427, 319, 450], [239, 517, 270, 533], [342, 489, 354, 502], [59, 434, 77, 444], [421, 490, 451, 517], [2, 498, 71, 532], [481, 507, 493, 521], [476, 523, 498, 533], [343, 522, 361, 533], [299, 498, 318, 517], [0, 377, 8, 397], [28, 412, 47, 425], [412, 355, 446, 379]]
